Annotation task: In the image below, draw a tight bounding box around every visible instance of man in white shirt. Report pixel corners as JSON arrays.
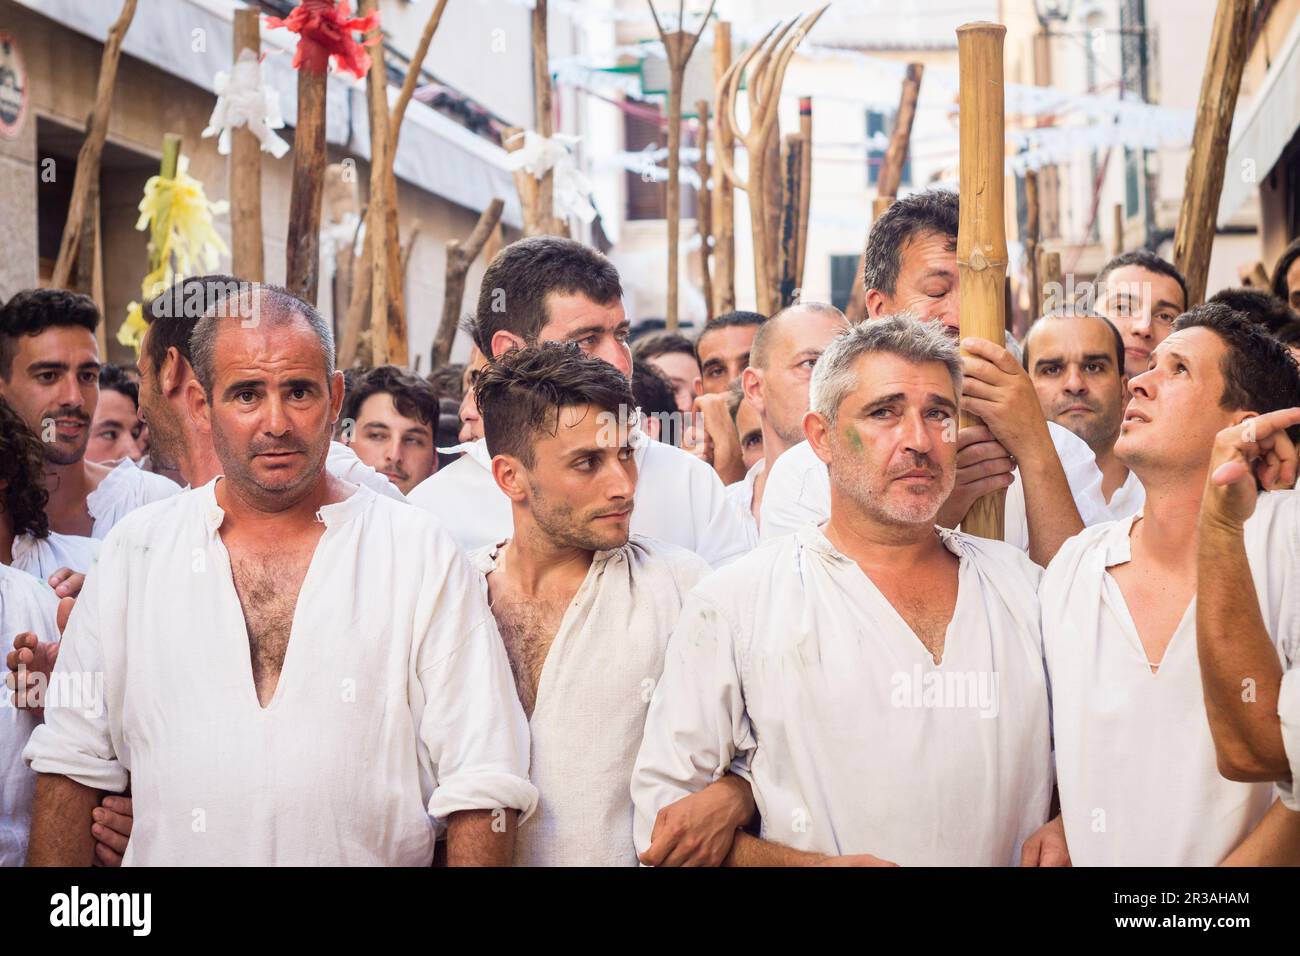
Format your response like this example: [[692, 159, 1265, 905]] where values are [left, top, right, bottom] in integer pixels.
[[1041, 303, 1300, 866], [633, 315, 1056, 866], [340, 365, 439, 494], [468, 344, 716, 865], [1023, 308, 1145, 521], [24, 284, 536, 866], [761, 190, 1104, 565], [729, 302, 849, 538], [408, 237, 748, 567], [1092, 250, 1188, 378], [0, 289, 179, 541]]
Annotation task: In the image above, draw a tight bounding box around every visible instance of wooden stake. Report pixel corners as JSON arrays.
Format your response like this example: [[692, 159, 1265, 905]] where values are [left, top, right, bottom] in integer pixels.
[[778, 133, 801, 306], [648, 0, 717, 331], [695, 99, 714, 321], [1024, 168, 1040, 318], [711, 21, 735, 315], [1172, 0, 1251, 307], [285, 59, 328, 303], [231, 8, 264, 283], [434, 198, 505, 368], [956, 22, 1008, 542], [505, 125, 544, 237], [361, 0, 391, 365], [1112, 202, 1124, 257], [52, 0, 138, 289], [339, 206, 371, 368], [795, 97, 813, 294], [1039, 249, 1062, 315], [532, 0, 566, 235]]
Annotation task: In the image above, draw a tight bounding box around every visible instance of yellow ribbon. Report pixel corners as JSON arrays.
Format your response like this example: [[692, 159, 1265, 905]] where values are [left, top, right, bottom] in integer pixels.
[[119, 155, 229, 352]]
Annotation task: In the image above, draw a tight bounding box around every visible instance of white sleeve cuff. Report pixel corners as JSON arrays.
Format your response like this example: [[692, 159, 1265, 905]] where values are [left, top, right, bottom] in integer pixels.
[[1277, 668, 1300, 812]]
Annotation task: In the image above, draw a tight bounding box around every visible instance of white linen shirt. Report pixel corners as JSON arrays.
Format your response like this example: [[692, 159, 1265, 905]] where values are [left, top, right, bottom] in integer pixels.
[[10, 531, 100, 579], [722, 460, 764, 550], [632, 523, 1053, 865], [87, 458, 181, 539], [470, 535, 711, 866], [408, 433, 750, 567], [24, 478, 537, 866], [1041, 490, 1300, 865]]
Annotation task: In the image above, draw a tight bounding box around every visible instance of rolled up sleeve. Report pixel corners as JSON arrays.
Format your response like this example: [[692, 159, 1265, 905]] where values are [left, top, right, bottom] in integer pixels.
[[1278, 668, 1300, 811]]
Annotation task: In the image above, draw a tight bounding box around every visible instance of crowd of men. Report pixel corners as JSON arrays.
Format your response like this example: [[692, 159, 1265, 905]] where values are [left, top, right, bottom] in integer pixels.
[[2, 188, 1299, 867]]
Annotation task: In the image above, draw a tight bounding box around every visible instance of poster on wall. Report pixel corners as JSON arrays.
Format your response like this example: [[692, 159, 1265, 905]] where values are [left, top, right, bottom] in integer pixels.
[[0, 33, 29, 140]]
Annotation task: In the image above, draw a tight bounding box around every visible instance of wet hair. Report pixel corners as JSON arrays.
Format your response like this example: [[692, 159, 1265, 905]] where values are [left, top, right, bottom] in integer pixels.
[[475, 342, 635, 468], [0, 397, 50, 539], [1207, 287, 1295, 335], [1096, 250, 1188, 312], [341, 365, 440, 431], [0, 288, 100, 379], [1172, 303, 1300, 446], [469, 236, 622, 358], [862, 189, 958, 297], [98, 363, 140, 409]]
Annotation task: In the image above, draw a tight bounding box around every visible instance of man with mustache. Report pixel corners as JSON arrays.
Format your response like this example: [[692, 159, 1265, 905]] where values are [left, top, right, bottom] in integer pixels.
[[341, 365, 440, 495], [1093, 250, 1188, 378], [470, 344, 733, 865], [1024, 308, 1144, 521], [23, 284, 536, 865], [760, 190, 1106, 566], [0, 289, 178, 539], [634, 315, 1055, 866], [1041, 304, 1300, 865]]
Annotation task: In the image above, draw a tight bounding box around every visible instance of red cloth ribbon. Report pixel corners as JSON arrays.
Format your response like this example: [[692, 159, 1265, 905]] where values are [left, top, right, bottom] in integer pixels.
[[266, 0, 379, 80]]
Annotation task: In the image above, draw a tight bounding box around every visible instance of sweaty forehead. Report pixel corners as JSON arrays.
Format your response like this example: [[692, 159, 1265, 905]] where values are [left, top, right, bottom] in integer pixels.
[[14, 325, 99, 361], [1028, 316, 1114, 361], [850, 351, 957, 402], [535, 402, 625, 452], [539, 292, 625, 337], [1151, 326, 1224, 365], [213, 317, 327, 378], [899, 231, 957, 276]]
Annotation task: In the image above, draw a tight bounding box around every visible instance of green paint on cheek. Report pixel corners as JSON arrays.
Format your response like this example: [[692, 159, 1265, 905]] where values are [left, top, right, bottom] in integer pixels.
[[844, 428, 863, 453]]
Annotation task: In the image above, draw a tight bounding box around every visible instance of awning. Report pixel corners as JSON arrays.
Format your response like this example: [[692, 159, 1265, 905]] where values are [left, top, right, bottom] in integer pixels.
[[14, 0, 523, 228], [1218, 13, 1300, 227]]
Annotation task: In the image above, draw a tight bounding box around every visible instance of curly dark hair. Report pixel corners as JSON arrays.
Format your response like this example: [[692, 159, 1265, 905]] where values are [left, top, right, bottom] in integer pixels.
[[475, 342, 634, 467], [0, 288, 100, 379], [1206, 287, 1294, 334], [0, 396, 50, 539], [99, 363, 140, 408], [341, 365, 441, 431]]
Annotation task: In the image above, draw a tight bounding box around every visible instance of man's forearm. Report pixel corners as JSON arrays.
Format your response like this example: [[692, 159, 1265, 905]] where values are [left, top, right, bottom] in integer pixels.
[[1221, 799, 1300, 866], [1018, 436, 1084, 566], [723, 831, 827, 867], [445, 808, 516, 866], [1197, 517, 1288, 780], [26, 773, 101, 866]]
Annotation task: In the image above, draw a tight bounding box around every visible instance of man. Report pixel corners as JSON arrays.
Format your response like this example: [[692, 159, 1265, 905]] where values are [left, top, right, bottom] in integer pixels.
[[1208, 287, 1296, 335], [760, 191, 1106, 566], [87, 365, 146, 465], [1023, 308, 1143, 521], [0, 289, 178, 538], [455, 346, 488, 444], [734, 302, 849, 536], [1272, 237, 1300, 314], [631, 361, 681, 446], [634, 331, 699, 413], [633, 316, 1055, 866], [694, 311, 766, 395], [1093, 249, 1188, 378], [469, 344, 720, 865], [407, 237, 749, 568], [135, 276, 403, 500], [1041, 304, 1300, 865], [340, 365, 440, 495], [23, 284, 536, 866]]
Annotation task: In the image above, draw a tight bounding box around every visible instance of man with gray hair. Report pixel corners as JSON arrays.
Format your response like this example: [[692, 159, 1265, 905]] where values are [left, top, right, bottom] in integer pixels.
[[24, 284, 537, 866], [632, 314, 1059, 866]]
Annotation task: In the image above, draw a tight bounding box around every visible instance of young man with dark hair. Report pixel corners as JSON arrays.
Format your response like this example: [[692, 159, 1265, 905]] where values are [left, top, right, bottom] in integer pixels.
[[1094, 249, 1189, 377], [0, 289, 177, 539], [1042, 303, 1300, 865], [409, 236, 750, 568], [761, 190, 1109, 567], [630, 361, 680, 446], [634, 331, 699, 413], [694, 311, 766, 395], [469, 343, 728, 865], [1207, 287, 1296, 334], [340, 365, 440, 495], [87, 365, 145, 466]]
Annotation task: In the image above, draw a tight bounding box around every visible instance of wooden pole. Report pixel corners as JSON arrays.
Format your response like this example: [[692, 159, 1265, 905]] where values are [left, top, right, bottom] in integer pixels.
[[794, 97, 813, 294], [52, 0, 138, 289], [778, 133, 801, 306], [1172, 0, 1251, 307], [339, 207, 371, 368], [695, 99, 714, 321], [1112, 202, 1124, 257], [762, 121, 783, 307], [434, 198, 505, 368], [505, 125, 543, 236], [956, 22, 1008, 542], [1024, 168, 1040, 318], [361, 0, 391, 365], [532, 0, 557, 234], [285, 59, 328, 303], [1039, 249, 1062, 315], [711, 21, 735, 315], [231, 8, 264, 283], [648, 0, 717, 331]]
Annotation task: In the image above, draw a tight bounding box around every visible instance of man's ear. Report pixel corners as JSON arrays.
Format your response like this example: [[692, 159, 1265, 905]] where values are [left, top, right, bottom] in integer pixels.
[[865, 289, 888, 320], [490, 453, 529, 504], [328, 370, 345, 427], [691, 375, 703, 398], [184, 377, 211, 435], [490, 330, 526, 359], [804, 410, 834, 466], [160, 347, 187, 399], [741, 367, 764, 415]]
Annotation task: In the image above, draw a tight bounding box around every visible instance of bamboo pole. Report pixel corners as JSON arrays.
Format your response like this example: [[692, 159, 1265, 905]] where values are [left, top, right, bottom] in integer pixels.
[[285, 55, 328, 303], [362, 0, 391, 366], [1172, 0, 1252, 307], [956, 22, 1008, 542], [52, 0, 138, 289], [1024, 168, 1040, 317], [795, 96, 812, 293], [434, 198, 505, 367], [711, 21, 735, 315], [648, 0, 716, 331], [231, 8, 264, 283], [695, 99, 714, 321]]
